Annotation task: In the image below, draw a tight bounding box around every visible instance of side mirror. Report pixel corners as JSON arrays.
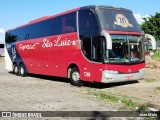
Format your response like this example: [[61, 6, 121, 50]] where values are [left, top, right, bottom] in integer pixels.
[[101, 31, 112, 50], [144, 34, 157, 50]]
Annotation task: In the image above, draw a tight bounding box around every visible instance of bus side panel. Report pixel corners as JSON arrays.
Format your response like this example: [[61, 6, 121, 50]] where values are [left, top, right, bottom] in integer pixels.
[[16, 32, 80, 77], [5, 45, 13, 71], [46, 32, 81, 77], [92, 63, 108, 83]]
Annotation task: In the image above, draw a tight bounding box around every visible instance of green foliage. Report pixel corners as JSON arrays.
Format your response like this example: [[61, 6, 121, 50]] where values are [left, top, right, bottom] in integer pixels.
[[88, 91, 140, 109], [121, 99, 138, 108], [153, 50, 160, 60], [145, 79, 156, 82], [87, 91, 119, 103], [140, 12, 160, 41], [138, 103, 149, 111], [156, 87, 160, 90]]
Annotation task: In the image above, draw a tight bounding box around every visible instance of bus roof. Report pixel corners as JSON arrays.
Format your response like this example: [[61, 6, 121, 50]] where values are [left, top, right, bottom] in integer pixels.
[[7, 5, 132, 32], [81, 5, 132, 12]]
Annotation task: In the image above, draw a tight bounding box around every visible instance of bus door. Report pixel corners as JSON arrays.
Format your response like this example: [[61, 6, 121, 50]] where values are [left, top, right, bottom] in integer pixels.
[[81, 37, 93, 81], [81, 36, 103, 82], [78, 9, 102, 82], [91, 36, 103, 82]]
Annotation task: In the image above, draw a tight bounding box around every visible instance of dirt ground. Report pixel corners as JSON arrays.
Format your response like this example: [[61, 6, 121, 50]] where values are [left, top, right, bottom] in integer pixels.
[[102, 68, 160, 108], [0, 57, 159, 119]]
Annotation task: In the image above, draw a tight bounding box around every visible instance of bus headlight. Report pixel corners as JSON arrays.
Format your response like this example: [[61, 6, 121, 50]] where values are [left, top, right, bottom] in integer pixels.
[[104, 70, 119, 74]]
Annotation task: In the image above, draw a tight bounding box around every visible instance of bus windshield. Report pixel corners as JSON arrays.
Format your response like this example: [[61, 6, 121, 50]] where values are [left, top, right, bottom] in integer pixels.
[[104, 35, 144, 64], [96, 8, 141, 32]]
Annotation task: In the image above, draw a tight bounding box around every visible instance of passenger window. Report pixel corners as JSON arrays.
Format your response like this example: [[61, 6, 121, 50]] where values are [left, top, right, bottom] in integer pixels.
[[5, 12, 77, 42], [50, 18, 61, 35], [81, 37, 92, 60], [92, 36, 102, 62], [61, 12, 77, 33], [81, 36, 102, 62], [79, 9, 99, 34], [79, 9, 102, 62]]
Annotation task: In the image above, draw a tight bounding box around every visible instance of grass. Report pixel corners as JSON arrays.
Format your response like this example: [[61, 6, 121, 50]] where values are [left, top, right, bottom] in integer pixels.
[[138, 103, 150, 111], [145, 79, 156, 82], [87, 91, 119, 103], [156, 87, 160, 90], [87, 91, 150, 110], [153, 50, 160, 60]]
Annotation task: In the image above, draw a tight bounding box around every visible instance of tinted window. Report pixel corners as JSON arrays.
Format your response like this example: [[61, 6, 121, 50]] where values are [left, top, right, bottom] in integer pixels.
[[79, 9, 101, 62], [5, 32, 18, 43], [81, 36, 102, 62], [79, 10, 99, 33], [97, 8, 141, 32], [5, 12, 77, 43], [92, 36, 102, 62], [81, 37, 92, 60], [61, 12, 77, 33], [50, 17, 61, 35]]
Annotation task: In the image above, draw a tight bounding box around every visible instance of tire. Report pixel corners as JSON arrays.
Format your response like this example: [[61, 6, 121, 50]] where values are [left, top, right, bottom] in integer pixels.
[[70, 67, 83, 86], [13, 64, 19, 75], [19, 64, 27, 77]]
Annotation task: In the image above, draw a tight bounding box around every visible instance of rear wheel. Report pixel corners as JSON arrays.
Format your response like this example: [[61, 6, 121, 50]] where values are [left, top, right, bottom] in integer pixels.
[[70, 67, 83, 86], [13, 64, 19, 75], [19, 64, 27, 77]]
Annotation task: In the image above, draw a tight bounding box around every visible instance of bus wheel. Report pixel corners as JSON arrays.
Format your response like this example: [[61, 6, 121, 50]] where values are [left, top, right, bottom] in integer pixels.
[[19, 64, 27, 77], [13, 64, 19, 75], [70, 67, 83, 86]]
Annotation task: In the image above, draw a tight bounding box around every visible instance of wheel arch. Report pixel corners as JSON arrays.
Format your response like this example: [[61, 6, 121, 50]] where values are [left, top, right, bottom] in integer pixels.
[[13, 61, 17, 66], [18, 61, 28, 73], [67, 63, 80, 78]]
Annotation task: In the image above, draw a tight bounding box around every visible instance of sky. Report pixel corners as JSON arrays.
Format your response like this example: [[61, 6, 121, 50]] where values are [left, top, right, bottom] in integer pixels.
[[0, 0, 160, 43]]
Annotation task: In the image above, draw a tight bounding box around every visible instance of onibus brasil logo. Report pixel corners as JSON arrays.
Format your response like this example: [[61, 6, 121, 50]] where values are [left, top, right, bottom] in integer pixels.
[[114, 14, 133, 28]]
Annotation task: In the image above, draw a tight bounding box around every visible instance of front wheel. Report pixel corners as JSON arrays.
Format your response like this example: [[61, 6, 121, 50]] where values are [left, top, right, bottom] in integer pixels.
[[70, 68, 83, 86], [19, 64, 27, 77]]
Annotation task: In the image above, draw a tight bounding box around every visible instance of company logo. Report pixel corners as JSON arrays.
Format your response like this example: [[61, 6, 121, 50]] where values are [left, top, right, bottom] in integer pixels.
[[114, 14, 133, 28], [42, 38, 53, 48], [2, 112, 11, 117], [19, 43, 39, 51], [54, 36, 76, 47]]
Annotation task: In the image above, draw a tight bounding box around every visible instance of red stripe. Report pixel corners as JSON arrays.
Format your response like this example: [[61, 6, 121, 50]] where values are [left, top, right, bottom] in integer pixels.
[[103, 30, 143, 35]]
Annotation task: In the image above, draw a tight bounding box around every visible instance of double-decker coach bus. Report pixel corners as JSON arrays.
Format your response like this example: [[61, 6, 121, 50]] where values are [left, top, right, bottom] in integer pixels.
[[5, 5, 145, 86]]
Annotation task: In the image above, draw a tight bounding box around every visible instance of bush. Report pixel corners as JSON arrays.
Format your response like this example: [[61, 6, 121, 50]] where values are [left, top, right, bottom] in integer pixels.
[[153, 50, 160, 60]]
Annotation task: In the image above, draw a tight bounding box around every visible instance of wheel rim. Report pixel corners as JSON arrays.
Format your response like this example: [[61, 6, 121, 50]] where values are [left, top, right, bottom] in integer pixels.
[[20, 66, 24, 75], [72, 71, 80, 83], [14, 66, 18, 73]]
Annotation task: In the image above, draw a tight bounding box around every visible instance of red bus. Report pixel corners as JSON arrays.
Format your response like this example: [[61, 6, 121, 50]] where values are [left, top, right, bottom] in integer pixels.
[[5, 5, 145, 86]]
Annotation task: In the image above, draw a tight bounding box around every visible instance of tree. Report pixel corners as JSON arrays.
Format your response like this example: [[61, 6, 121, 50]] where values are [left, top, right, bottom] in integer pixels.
[[141, 12, 160, 41]]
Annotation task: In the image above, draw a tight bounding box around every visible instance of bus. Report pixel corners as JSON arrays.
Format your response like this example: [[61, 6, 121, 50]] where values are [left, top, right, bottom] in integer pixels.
[[5, 5, 145, 86], [0, 43, 4, 57]]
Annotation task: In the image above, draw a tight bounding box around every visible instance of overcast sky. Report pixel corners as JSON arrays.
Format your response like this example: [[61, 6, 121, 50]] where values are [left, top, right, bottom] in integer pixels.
[[0, 0, 159, 43]]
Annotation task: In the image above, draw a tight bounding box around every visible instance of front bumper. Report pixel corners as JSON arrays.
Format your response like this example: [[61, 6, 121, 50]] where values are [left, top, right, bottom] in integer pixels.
[[101, 69, 145, 83]]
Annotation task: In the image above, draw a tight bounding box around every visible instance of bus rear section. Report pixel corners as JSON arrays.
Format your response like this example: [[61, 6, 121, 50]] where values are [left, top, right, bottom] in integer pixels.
[[5, 5, 145, 86]]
